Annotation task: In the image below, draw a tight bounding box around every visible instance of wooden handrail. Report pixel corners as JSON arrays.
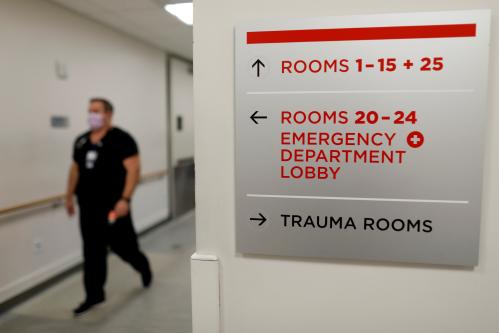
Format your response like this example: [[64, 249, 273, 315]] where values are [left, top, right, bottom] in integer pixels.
[[139, 169, 168, 183], [0, 169, 168, 216]]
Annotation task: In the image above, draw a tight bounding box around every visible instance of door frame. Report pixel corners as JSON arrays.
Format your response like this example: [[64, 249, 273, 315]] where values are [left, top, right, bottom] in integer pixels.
[[166, 53, 194, 218]]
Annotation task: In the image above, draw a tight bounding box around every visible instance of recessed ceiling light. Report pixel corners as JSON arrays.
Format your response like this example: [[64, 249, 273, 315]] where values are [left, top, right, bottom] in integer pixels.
[[164, 2, 193, 26]]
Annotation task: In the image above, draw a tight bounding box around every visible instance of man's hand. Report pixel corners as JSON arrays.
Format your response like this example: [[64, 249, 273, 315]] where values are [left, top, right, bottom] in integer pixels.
[[114, 199, 130, 218], [66, 162, 79, 217], [65, 196, 75, 217]]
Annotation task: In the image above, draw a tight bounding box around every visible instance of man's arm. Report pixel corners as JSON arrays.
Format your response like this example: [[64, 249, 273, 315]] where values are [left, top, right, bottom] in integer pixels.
[[114, 155, 140, 217], [65, 162, 79, 216]]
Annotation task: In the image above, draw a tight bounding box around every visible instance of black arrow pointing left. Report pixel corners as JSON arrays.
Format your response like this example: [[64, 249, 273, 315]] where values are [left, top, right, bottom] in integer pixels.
[[250, 213, 267, 226], [250, 111, 267, 124]]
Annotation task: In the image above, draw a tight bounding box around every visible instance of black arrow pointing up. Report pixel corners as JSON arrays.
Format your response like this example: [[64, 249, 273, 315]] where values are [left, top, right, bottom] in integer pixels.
[[252, 59, 265, 77], [250, 213, 267, 226], [250, 111, 267, 124]]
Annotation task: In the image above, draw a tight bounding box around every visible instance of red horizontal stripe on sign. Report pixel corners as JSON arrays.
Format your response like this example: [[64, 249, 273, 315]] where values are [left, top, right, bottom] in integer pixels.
[[246, 24, 476, 44]]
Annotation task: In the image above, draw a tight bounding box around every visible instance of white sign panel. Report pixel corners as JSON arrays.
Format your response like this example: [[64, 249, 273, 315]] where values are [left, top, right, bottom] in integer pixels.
[[235, 10, 491, 266]]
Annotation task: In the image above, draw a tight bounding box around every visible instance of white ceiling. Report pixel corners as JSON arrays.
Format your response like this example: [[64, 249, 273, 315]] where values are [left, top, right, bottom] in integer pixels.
[[50, 0, 193, 59]]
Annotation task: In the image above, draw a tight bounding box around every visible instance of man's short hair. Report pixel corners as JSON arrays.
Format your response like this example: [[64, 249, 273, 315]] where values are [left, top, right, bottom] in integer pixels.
[[90, 97, 114, 113]]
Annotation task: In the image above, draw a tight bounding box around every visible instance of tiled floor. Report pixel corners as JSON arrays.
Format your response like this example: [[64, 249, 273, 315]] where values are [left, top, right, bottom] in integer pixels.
[[0, 211, 195, 333]]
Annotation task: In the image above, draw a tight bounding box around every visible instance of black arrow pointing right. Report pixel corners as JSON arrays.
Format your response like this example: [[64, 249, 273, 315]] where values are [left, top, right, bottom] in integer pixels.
[[250, 111, 268, 124], [250, 213, 267, 226]]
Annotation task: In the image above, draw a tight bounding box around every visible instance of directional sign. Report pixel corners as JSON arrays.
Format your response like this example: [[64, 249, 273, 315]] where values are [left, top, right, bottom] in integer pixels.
[[235, 10, 491, 266]]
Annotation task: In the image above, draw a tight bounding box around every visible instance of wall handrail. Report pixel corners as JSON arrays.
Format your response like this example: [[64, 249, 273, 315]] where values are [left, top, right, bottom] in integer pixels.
[[0, 169, 168, 216]]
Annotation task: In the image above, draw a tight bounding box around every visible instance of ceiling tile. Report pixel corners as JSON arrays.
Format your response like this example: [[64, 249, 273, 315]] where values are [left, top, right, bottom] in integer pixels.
[[50, 0, 104, 16], [49, 0, 192, 58], [92, 0, 160, 12]]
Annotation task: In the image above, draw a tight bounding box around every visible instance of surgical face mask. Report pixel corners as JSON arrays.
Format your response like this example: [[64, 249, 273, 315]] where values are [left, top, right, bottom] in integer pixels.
[[88, 113, 104, 130]]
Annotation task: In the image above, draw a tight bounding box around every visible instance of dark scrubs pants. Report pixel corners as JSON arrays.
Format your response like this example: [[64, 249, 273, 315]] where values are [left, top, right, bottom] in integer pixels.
[[79, 203, 150, 301]]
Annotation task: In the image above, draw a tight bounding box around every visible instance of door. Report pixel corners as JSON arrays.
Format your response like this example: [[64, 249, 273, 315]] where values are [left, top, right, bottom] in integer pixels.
[[168, 56, 195, 217]]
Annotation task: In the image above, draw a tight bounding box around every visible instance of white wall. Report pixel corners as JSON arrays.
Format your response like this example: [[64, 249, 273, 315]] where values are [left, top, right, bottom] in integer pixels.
[[170, 57, 194, 166], [0, 0, 169, 304], [193, 1, 499, 332]]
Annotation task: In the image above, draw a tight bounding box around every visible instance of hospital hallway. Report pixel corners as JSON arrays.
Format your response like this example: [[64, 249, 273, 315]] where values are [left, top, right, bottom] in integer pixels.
[[0, 212, 195, 333], [2, 1, 499, 332]]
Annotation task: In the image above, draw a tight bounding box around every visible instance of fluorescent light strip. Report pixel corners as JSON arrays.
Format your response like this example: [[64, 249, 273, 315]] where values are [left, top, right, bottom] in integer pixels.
[[164, 3, 193, 26]]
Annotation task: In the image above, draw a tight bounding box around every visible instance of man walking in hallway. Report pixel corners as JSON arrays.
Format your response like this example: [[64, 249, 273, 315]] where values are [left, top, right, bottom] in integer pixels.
[[65, 98, 152, 316]]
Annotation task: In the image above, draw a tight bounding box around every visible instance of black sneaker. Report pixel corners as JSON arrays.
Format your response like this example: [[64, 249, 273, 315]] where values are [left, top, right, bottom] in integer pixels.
[[141, 268, 153, 288], [73, 297, 105, 316]]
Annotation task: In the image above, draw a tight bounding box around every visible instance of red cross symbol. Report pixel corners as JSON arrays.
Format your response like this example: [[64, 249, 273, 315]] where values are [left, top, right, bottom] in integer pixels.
[[407, 131, 424, 148]]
